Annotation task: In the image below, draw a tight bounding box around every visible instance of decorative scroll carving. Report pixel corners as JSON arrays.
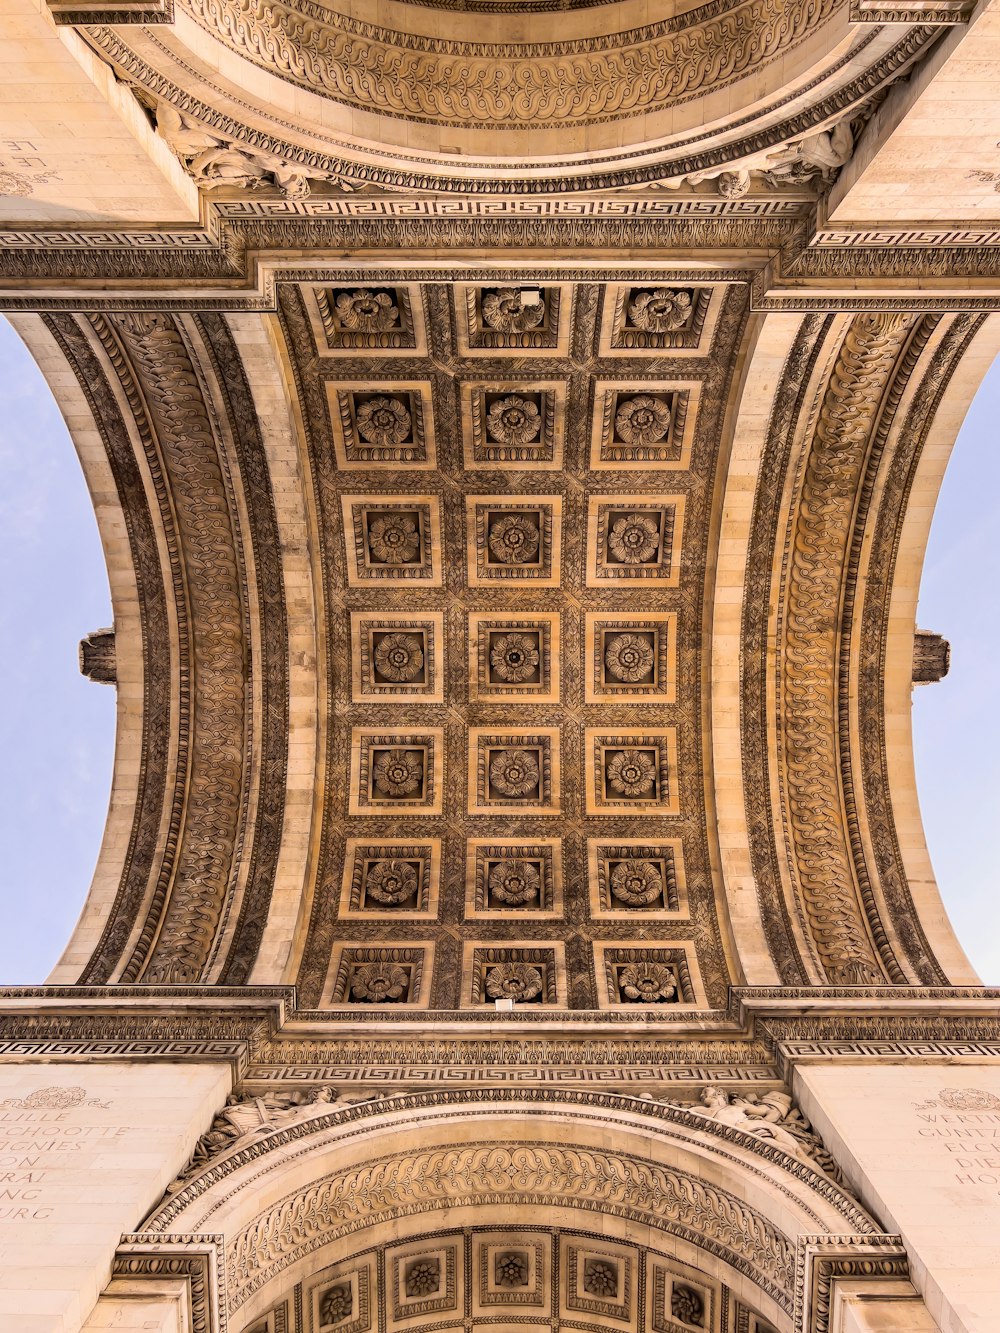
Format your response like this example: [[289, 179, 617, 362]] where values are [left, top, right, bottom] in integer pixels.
[[779, 313, 912, 984], [112, 313, 246, 983], [850, 316, 983, 982], [195, 314, 288, 986], [178, 0, 840, 129], [224, 1143, 796, 1311]]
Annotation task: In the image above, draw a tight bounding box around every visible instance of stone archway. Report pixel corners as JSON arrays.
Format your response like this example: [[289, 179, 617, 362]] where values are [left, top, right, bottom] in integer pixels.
[[109, 1089, 909, 1333]]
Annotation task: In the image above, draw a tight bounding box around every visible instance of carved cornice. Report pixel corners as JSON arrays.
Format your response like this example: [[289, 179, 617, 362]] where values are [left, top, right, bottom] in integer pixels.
[[849, 0, 972, 19], [5, 212, 1000, 308], [47, 0, 173, 19], [0, 987, 997, 1085]]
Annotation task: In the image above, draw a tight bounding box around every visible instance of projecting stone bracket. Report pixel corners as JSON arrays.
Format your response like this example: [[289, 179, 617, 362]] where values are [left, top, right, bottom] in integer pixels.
[[79, 627, 116, 685], [912, 629, 951, 685], [794, 1236, 924, 1333]]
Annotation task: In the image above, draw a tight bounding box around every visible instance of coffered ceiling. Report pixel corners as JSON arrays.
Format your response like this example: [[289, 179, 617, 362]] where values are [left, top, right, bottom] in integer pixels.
[[278, 278, 748, 1010]]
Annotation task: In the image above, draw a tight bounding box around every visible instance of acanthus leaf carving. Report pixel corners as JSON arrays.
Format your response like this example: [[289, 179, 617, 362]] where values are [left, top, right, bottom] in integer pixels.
[[111, 312, 247, 984], [778, 312, 913, 986]]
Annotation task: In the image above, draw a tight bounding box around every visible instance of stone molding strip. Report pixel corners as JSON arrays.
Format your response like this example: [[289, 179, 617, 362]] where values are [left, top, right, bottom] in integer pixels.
[[110, 314, 247, 984], [776, 312, 913, 984]]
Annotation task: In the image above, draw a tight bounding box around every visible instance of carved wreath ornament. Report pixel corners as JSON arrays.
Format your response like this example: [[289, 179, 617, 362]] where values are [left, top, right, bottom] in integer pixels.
[[488, 514, 541, 565], [627, 288, 692, 332], [605, 632, 654, 682], [608, 513, 659, 563], [374, 632, 424, 682], [615, 395, 672, 446], [365, 859, 419, 905], [356, 396, 411, 447], [490, 748, 540, 797], [335, 289, 399, 332], [490, 632, 539, 682], [482, 288, 545, 333], [486, 961, 544, 1001], [487, 396, 542, 446], [606, 748, 656, 797], [0, 1086, 110, 1110], [372, 748, 423, 798], [488, 858, 541, 906]]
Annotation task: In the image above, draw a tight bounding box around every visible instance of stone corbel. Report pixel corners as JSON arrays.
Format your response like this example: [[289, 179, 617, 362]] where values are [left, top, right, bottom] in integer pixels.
[[46, 0, 174, 22]]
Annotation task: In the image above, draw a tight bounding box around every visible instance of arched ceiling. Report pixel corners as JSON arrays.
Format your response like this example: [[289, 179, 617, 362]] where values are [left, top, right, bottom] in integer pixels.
[[8, 283, 984, 1005]]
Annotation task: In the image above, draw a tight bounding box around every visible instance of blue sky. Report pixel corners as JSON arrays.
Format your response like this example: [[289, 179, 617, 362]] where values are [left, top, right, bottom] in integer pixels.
[[912, 353, 1000, 984], [0, 318, 115, 982], [0, 314, 995, 985]]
